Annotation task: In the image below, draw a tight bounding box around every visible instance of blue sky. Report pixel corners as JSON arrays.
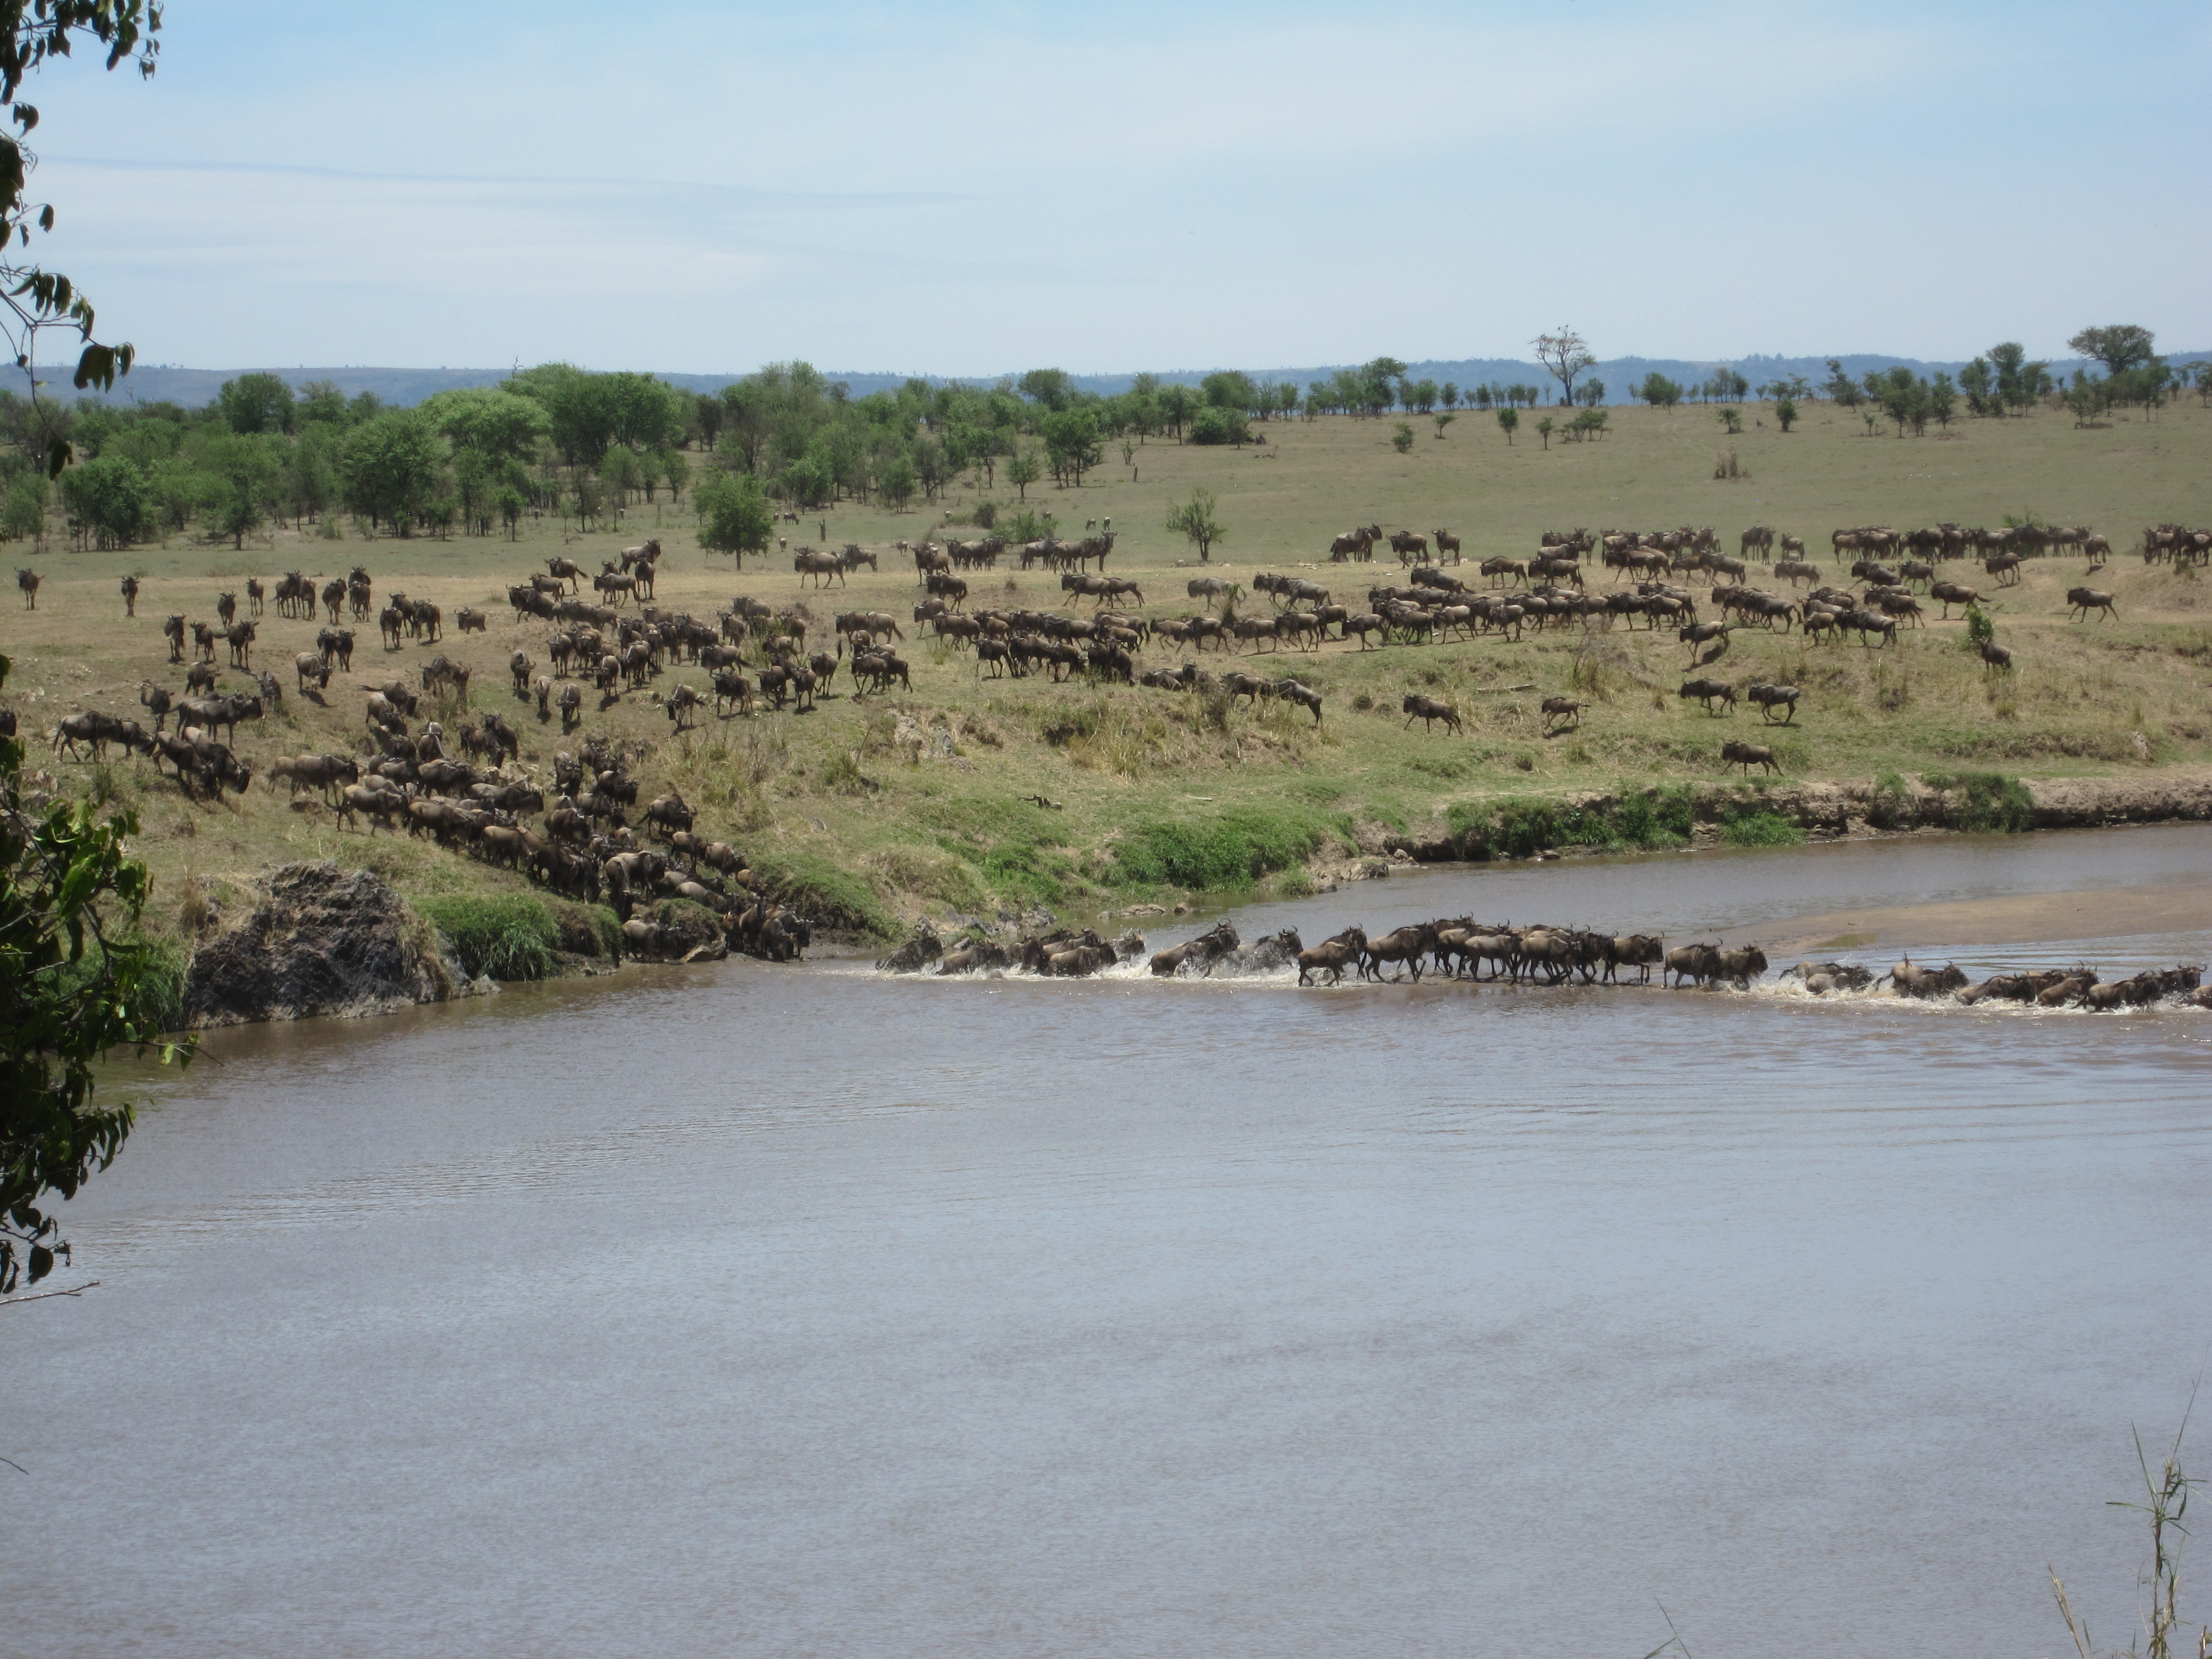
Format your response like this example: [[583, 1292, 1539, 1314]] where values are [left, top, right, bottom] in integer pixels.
[[29, 0, 2212, 374]]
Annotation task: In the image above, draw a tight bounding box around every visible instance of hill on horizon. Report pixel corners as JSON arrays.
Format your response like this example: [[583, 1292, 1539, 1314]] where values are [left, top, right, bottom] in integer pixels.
[[71, 349, 2212, 411]]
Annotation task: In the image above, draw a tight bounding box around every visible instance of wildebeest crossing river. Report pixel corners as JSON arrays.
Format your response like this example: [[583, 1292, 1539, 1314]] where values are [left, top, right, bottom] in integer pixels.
[[6, 825, 2210, 1658]]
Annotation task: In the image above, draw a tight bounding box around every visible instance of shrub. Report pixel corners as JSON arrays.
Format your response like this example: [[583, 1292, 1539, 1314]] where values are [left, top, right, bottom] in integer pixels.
[[1188, 406, 1249, 446], [1938, 770, 2034, 833], [1963, 603, 1995, 650], [1720, 812, 1805, 848], [1867, 771, 1913, 830], [1446, 786, 1698, 858], [416, 895, 561, 980], [1110, 806, 1342, 891]]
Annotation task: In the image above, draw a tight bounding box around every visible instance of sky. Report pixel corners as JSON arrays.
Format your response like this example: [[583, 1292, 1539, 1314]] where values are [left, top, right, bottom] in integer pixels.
[[25, 0, 2212, 377]]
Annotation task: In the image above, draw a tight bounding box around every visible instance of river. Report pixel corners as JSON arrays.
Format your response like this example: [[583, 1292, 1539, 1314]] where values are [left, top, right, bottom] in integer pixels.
[[6, 826, 2211, 1658]]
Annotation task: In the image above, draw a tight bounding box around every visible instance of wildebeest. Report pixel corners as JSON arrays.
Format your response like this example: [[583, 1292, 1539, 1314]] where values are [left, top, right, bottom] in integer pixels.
[[1402, 694, 1461, 734], [1679, 677, 1736, 714], [1297, 926, 1368, 987], [1540, 696, 1582, 732], [1885, 956, 1967, 999], [1150, 920, 1240, 977], [2064, 586, 2116, 622], [1746, 683, 1798, 724], [1720, 738, 1779, 776]]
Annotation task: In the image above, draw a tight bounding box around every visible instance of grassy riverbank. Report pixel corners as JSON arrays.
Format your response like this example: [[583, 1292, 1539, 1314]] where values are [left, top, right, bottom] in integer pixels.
[[5, 403, 2210, 957]]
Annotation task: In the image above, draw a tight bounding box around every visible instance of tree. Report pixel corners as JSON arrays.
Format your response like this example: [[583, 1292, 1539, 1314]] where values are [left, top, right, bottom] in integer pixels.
[[1717, 407, 1743, 435], [57, 452, 149, 549], [494, 484, 526, 540], [695, 471, 773, 565], [1391, 421, 1415, 453], [1433, 412, 1456, 439], [1041, 408, 1102, 485], [1441, 382, 1459, 410], [1775, 397, 1799, 432], [1928, 372, 1957, 430], [217, 372, 294, 436], [1959, 357, 1994, 416], [1165, 487, 1224, 562], [876, 452, 917, 511], [199, 432, 278, 548], [1531, 326, 1597, 404], [0, 1, 160, 479], [1018, 368, 1076, 411], [1200, 370, 1259, 412], [1157, 384, 1196, 439], [1573, 378, 1607, 408], [341, 408, 446, 533], [1535, 415, 1554, 449], [1496, 406, 1519, 445], [1006, 444, 1041, 500], [1, 472, 43, 541], [422, 386, 549, 462], [1637, 373, 1684, 408], [1823, 359, 1864, 408], [2068, 325, 2157, 378], [2, 649, 194, 1291]]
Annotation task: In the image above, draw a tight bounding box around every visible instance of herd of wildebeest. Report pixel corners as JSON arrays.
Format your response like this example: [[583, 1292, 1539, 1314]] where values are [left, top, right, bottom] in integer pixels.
[[881, 912, 2210, 1013], [8, 515, 2203, 973]]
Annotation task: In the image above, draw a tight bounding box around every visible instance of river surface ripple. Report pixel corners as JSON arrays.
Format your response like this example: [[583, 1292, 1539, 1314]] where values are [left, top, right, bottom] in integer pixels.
[[6, 826, 2211, 1658]]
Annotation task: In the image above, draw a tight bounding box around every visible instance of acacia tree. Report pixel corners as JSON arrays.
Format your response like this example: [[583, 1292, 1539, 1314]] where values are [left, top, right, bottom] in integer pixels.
[[2, 652, 194, 1292], [1532, 326, 1596, 405], [2068, 325, 2156, 378], [1, 3, 161, 478], [1165, 487, 1224, 562]]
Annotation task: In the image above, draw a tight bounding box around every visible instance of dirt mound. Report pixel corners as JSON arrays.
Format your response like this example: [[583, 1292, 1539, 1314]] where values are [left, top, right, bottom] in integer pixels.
[[184, 863, 457, 1027]]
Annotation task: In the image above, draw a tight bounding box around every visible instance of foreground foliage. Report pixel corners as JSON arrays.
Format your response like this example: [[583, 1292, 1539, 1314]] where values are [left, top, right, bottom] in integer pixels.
[[1, 652, 192, 1292]]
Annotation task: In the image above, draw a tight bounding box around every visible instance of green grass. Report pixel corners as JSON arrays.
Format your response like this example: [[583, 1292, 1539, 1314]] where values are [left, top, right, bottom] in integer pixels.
[[748, 848, 896, 938], [415, 894, 561, 980], [1719, 811, 1808, 847], [1108, 804, 1347, 890]]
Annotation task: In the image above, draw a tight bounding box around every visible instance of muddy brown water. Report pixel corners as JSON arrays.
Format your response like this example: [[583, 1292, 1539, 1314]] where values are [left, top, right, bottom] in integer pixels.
[[5, 826, 2211, 1658]]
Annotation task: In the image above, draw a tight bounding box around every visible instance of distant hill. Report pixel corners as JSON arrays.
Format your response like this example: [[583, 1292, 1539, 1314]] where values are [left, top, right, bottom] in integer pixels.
[[82, 349, 2212, 411]]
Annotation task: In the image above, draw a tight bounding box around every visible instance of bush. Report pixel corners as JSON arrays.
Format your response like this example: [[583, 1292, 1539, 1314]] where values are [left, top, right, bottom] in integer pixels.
[[1720, 812, 1806, 848], [1868, 771, 1913, 830], [1446, 786, 1697, 858], [1963, 603, 1995, 650], [1110, 806, 1342, 891], [416, 895, 561, 980], [1187, 406, 1249, 446], [1929, 770, 2033, 833]]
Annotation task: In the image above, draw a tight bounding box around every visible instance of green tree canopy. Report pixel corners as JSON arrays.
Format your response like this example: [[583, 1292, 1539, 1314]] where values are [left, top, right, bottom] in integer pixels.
[[216, 372, 295, 435], [2067, 325, 2157, 378], [422, 386, 551, 461], [341, 408, 446, 531], [695, 470, 774, 563], [57, 451, 150, 549]]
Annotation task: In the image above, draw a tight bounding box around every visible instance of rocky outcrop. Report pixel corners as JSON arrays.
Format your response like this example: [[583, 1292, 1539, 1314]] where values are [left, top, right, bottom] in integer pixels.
[[184, 863, 457, 1027]]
